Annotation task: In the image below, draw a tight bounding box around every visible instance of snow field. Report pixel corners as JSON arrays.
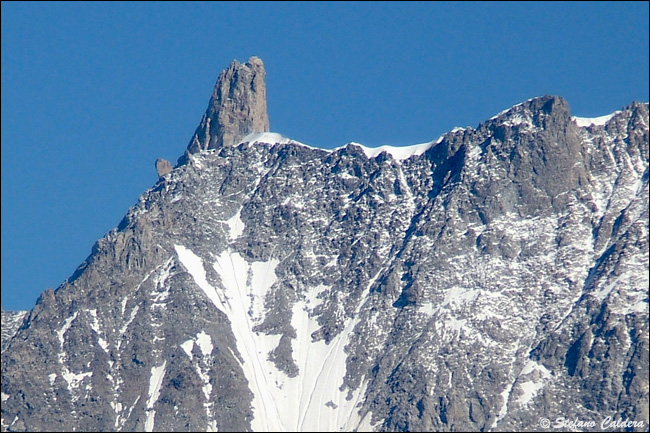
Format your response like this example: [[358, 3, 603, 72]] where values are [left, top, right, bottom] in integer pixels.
[[175, 244, 372, 431]]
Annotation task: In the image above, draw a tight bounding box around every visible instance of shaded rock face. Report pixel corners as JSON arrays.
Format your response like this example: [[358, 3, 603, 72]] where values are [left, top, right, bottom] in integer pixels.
[[186, 56, 269, 155], [1, 71, 648, 433]]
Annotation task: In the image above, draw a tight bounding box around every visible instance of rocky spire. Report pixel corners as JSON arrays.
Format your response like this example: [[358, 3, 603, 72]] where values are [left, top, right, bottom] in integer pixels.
[[186, 56, 269, 154]]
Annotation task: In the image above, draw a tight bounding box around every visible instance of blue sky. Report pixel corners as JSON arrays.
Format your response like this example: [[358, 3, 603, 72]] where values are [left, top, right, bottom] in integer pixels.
[[1, 1, 648, 311]]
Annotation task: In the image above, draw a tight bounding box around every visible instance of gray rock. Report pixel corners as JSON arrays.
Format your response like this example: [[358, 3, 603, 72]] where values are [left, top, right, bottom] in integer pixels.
[[155, 158, 172, 179], [186, 56, 269, 155]]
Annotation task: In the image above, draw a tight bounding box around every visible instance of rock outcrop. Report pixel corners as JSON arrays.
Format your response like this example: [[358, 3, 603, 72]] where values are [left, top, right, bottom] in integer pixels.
[[155, 158, 172, 179], [186, 56, 269, 155]]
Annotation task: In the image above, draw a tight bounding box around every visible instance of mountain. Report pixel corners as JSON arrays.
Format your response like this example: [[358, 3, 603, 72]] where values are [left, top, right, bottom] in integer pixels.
[[1, 57, 648, 432]]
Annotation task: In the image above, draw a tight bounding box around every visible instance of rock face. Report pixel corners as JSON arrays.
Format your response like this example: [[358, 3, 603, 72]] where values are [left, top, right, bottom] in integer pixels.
[[1, 57, 648, 433], [155, 158, 172, 179], [186, 56, 269, 154]]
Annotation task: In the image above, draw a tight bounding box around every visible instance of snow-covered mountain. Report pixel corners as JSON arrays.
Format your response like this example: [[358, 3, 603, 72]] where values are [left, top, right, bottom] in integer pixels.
[[1, 57, 648, 432]]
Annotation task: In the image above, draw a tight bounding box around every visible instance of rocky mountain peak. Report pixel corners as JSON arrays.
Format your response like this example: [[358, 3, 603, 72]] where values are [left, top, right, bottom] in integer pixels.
[[529, 94, 569, 114], [1, 55, 647, 432], [485, 95, 571, 128], [186, 56, 270, 156]]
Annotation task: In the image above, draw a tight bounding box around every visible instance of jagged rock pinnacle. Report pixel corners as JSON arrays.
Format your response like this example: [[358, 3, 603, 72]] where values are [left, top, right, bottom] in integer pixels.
[[186, 56, 269, 154]]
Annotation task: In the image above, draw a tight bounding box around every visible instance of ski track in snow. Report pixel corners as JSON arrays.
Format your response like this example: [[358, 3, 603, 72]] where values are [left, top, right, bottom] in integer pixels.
[[175, 244, 371, 432]]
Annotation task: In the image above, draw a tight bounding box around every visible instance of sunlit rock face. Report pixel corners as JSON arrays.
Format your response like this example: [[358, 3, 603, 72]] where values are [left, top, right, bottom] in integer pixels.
[[186, 56, 269, 154]]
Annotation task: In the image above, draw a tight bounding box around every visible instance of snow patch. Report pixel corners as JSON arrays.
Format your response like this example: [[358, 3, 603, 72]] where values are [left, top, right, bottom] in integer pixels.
[[175, 244, 281, 430], [443, 286, 479, 307], [239, 132, 309, 147], [119, 306, 139, 339], [502, 113, 529, 127], [144, 361, 167, 432], [350, 141, 434, 161], [151, 258, 174, 310], [492, 381, 515, 429], [466, 142, 482, 162], [418, 302, 435, 315], [61, 370, 92, 391], [446, 316, 467, 333], [573, 112, 619, 127], [180, 340, 194, 358], [174, 245, 226, 311], [87, 309, 109, 353], [196, 331, 213, 356], [226, 208, 245, 240], [57, 312, 79, 347], [516, 360, 551, 407], [518, 380, 544, 406]]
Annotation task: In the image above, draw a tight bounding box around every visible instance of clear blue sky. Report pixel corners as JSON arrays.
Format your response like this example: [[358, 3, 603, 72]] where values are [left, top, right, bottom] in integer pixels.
[[2, 1, 648, 311]]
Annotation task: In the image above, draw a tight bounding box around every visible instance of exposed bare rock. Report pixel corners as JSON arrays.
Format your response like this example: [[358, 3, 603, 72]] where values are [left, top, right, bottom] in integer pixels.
[[155, 158, 172, 179], [186, 56, 269, 155]]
